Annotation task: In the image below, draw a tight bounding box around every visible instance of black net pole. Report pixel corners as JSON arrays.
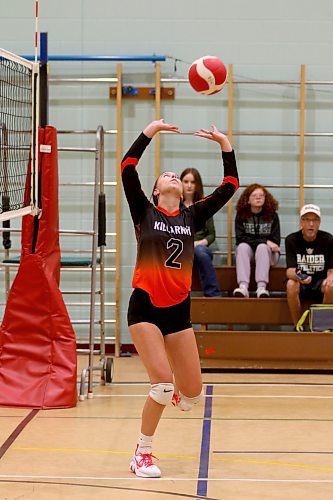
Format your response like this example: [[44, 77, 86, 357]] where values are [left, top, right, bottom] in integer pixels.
[[98, 193, 106, 247], [0, 123, 11, 250], [32, 33, 48, 253]]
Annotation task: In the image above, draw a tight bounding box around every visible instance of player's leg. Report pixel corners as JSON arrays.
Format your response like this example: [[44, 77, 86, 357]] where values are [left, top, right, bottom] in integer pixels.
[[127, 288, 174, 435], [130, 321, 174, 434], [165, 327, 203, 411], [129, 322, 173, 478]]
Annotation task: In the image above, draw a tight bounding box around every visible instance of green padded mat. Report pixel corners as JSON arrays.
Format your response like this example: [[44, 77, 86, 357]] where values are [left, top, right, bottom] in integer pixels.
[[2, 256, 100, 267]]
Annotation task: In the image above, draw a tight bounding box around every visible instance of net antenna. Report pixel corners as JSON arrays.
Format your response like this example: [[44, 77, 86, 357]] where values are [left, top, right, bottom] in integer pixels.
[[35, 0, 39, 64], [0, 48, 39, 223]]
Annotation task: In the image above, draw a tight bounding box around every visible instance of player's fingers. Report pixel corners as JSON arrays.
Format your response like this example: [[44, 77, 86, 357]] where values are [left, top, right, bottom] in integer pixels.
[[162, 123, 180, 132], [193, 132, 211, 138], [195, 128, 211, 135], [168, 125, 180, 132]]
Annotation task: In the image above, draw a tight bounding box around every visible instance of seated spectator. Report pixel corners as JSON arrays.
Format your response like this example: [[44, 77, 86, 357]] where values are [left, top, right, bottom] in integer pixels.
[[180, 168, 221, 297], [233, 183, 281, 298], [285, 204, 333, 328]]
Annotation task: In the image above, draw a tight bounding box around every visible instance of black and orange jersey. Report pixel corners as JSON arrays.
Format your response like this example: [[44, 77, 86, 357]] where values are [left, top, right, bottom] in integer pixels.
[[121, 132, 239, 307]]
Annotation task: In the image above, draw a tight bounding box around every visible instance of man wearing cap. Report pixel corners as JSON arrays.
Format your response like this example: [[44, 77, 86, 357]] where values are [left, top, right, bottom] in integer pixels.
[[285, 204, 333, 329]]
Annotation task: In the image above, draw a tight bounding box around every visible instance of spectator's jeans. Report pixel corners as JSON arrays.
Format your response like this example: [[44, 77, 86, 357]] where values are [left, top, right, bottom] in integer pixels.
[[194, 245, 221, 297], [236, 242, 280, 286]]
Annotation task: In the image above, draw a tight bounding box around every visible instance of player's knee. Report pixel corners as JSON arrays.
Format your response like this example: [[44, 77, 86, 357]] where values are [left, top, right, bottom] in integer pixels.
[[177, 388, 204, 412], [149, 382, 174, 406]]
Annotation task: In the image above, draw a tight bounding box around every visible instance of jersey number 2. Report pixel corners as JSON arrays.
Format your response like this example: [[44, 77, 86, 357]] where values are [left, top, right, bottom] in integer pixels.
[[165, 238, 183, 269]]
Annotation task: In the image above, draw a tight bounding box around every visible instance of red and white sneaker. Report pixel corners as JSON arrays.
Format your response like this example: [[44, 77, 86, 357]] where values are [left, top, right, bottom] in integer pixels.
[[172, 393, 182, 408], [129, 445, 161, 478], [172, 393, 192, 411]]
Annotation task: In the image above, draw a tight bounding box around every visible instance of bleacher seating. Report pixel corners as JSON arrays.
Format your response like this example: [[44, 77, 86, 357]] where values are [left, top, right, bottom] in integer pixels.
[[191, 266, 333, 371], [191, 266, 290, 328], [192, 265, 287, 297]]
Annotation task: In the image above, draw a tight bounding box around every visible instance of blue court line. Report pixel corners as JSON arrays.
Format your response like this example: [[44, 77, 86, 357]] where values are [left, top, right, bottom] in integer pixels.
[[197, 385, 213, 497]]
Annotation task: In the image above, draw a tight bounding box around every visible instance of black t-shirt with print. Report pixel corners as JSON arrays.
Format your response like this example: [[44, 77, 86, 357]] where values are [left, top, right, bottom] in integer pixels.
[[285, 229, 333, 281], [235, 211, 281, 250]]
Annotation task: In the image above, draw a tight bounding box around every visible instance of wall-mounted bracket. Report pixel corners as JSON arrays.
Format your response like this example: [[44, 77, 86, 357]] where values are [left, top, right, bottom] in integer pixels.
[[109, 86, 175, 100]]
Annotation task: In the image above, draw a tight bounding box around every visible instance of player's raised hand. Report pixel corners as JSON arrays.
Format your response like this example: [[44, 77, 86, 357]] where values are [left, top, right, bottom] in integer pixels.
[[194, 125, 232, 152], [144, 119, 180, 138]]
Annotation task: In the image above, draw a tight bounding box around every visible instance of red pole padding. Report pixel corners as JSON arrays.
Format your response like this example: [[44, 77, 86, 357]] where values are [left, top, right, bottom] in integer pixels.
[[0, 126, 77, 408]]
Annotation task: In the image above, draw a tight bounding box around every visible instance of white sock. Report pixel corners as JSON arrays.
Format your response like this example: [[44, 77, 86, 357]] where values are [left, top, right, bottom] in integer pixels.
[[239, 282, 248, 290], [137, 432, 153, 454], [257, 282, 266, 289]]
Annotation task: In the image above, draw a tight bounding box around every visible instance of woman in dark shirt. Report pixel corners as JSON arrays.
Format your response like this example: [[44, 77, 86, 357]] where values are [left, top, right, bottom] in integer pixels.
[[181, 167, 221, 297], [233, 183, 280, 298]]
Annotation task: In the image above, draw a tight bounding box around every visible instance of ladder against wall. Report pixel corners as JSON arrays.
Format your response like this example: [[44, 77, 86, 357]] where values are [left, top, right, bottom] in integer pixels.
[[47, 67, 122, 363], [1, 62, 123, 401], [0, 126, 119, 397]]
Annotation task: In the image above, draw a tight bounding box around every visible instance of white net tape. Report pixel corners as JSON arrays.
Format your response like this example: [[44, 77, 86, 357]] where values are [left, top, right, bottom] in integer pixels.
[[0, 48, 39, 222]]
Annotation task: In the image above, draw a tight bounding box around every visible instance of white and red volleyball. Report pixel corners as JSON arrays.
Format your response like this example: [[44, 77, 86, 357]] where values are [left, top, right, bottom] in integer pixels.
[[188, 56, 227, 95]]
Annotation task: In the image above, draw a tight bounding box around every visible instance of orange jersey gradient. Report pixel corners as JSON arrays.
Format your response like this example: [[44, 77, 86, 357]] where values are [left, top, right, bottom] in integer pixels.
[[122, 132, 238, 307]]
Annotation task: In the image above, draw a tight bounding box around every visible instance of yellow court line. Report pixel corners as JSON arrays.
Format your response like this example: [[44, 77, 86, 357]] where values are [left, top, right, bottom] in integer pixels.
[[13, 447, 129, 455], [12, 447, 197, 460], [12, 447, 333, 472], [214, 456, 333, 472]]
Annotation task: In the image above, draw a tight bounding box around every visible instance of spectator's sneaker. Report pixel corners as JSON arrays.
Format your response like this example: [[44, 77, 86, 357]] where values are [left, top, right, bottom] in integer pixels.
[[256, 287, 270, 298], [129, 445, 161, 478], [233, 287, 249, 298]]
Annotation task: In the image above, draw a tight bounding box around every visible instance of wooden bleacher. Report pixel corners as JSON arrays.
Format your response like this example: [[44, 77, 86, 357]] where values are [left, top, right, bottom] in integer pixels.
[[191, 266, 333, 371], [192, 265, 287, 296]]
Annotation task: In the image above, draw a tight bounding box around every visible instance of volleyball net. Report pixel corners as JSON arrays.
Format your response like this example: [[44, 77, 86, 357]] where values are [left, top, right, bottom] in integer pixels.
[[0, 48, 39, 222]]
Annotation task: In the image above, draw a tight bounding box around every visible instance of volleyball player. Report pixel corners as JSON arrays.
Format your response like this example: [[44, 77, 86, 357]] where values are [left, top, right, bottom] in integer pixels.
[[122, 119, 238, 478]]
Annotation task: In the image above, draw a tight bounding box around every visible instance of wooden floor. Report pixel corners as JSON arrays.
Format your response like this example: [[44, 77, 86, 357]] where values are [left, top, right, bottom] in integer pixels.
[[1, 356, 333, 499]]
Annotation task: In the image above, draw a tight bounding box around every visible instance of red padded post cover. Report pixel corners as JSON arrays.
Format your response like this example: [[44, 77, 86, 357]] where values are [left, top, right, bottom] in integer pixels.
[[0, 126, 77, 408]]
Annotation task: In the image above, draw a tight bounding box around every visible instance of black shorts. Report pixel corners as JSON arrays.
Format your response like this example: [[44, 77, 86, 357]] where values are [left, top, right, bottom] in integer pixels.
[[127, 288, 192, 336], [300, 278, 324, 302]]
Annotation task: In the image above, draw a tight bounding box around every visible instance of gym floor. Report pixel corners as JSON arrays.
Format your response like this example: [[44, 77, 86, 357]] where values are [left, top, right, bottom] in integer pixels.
[[1, 356, 333, 499]]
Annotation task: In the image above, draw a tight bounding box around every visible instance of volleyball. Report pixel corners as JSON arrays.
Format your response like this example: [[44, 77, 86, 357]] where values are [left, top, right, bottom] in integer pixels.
[[188, 56, 227, 95]]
